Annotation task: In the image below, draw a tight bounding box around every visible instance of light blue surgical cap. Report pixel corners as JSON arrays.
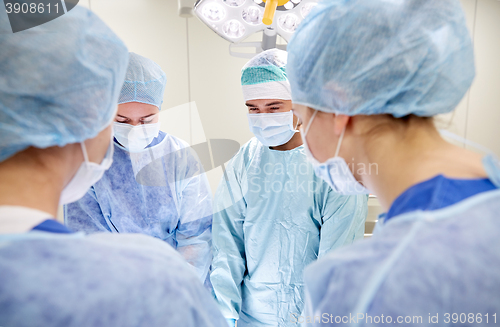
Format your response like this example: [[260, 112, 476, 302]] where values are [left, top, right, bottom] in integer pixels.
[[118, 53, 167, 109], [241, 49, 291, 101], [287, 0, 475, 117], [0, 7, 129, 163]]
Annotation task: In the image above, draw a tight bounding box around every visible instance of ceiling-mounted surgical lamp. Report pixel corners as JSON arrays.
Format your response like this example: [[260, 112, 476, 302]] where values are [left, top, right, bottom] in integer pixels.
[[193, 0, 317, 56]]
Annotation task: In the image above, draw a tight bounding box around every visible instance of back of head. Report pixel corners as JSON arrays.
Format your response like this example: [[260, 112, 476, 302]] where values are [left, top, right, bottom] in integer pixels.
[[241, 49, 291, 101], [0, 6, 129, 162], [287, 0, 475, 117], [118, 52, 167, 110]]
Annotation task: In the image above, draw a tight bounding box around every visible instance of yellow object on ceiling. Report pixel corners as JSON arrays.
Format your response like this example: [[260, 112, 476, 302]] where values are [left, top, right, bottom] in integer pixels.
[[262, 0, 290, 25]]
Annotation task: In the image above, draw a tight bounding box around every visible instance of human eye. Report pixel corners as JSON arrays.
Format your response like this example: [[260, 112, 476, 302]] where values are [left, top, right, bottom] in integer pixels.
[[141, 115, 158, 124]]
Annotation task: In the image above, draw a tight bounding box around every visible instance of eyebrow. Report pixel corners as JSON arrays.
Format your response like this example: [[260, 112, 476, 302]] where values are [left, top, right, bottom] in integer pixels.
[[245, 101, 284, 107], [264, 101, 284, 106], [116, 114, 157, 119]]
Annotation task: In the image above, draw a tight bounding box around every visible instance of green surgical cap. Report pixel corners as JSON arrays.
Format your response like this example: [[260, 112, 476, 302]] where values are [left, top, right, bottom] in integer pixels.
[[241, 49, 291, 101]]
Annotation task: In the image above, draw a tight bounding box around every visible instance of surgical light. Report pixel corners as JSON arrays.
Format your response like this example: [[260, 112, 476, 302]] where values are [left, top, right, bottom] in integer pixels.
[[224, 0, 246, 6], [284, 1, 294, 10], [202, 3, 226, 22], [223, 20, 246, 38], [278, 13, 298, 33], [242, 6, 262, 25], [194, 0, 317, 51]]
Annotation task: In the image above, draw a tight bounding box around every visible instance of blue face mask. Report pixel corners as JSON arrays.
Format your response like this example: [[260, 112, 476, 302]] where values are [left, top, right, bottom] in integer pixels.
[[247, 111, 298, 147], [301, 110, 370, 195]]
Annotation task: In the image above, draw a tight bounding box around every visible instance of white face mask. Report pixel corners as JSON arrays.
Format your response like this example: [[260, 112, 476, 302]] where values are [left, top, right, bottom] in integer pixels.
[[247, 111, 298, 147], [59, 136, 114, 205], [301, 110, 370, 195], [113, 122, 160, 153]]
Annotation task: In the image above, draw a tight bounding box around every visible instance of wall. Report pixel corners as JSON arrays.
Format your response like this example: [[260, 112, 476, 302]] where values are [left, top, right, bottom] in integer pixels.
[[438, 0, 500, 157], [465, 0, 500, 156]]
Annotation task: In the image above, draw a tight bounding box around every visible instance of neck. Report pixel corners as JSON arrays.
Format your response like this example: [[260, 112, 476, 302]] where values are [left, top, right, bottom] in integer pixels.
[[270, 131, 303, 151], [0, 147, 74, 217], [356, 121, 487, 211]]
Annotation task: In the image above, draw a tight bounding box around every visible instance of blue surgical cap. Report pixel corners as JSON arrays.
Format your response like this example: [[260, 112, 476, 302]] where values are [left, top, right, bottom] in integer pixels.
[[118, 53, 167, 109], [287, 0, 475, 117], [241, 49, 291, 101], [0, 7, 128, 163]]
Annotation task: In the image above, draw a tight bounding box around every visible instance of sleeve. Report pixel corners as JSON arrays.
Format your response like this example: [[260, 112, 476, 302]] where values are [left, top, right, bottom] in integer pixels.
[[318, 189, 368, 258], [88, 233, 230, 327], [209, 155, 247, 320], [175, 147, 214, 284], [64, 186, 113, 234]]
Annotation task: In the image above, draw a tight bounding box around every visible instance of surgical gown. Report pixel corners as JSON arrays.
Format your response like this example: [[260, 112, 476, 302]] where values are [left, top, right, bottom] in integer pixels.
[[65, 131, 213, 282], [0, 229, 227, 327], [211, 138, 368, 327], [302, 155, 500, 326]]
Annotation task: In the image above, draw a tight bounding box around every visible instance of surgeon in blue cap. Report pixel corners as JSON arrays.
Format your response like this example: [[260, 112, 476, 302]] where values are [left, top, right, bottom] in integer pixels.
[[65, 52, 213, 284], [0, 6, 226, 327], [288, 0, 500, 324], [211, 49, 368, 327]]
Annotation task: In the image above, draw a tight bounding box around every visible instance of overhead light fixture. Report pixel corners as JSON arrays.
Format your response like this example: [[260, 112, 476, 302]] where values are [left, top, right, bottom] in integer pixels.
[[193, 0, 317, 44]]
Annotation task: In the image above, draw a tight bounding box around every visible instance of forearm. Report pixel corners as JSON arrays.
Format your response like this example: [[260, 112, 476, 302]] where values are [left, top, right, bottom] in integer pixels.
[[176, 227, 212, 282]]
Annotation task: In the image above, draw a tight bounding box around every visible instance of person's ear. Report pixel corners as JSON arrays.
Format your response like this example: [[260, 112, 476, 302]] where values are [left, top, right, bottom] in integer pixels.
[[333, 114, 350, 136]]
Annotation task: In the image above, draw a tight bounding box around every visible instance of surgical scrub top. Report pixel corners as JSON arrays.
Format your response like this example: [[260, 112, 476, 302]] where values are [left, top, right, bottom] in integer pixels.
[[211, 137, 368, 327], [65, 131, 213, 282], [385, 174, 496, 222], [302, 156, 500, 327], [0, 206, 227, 327], [32, 219, 74, 233]]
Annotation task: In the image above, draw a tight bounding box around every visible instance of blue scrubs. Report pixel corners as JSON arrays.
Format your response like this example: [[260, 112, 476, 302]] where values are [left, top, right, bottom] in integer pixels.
[[211, 138, 368, 327], [32, 219, 73, 233], [386, 174, 496, 221], [0, 217, 227, 327], [65, 131, 213, 282]]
